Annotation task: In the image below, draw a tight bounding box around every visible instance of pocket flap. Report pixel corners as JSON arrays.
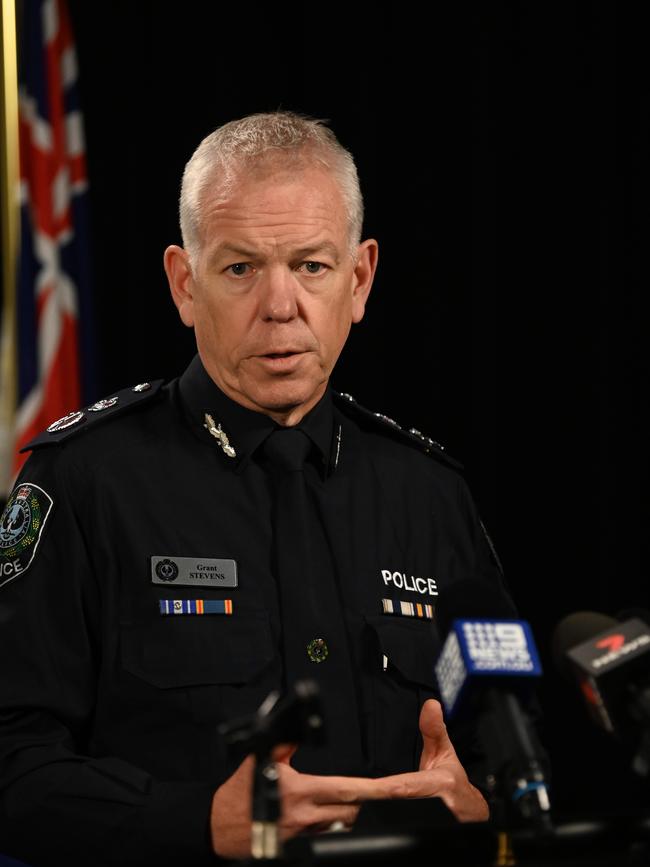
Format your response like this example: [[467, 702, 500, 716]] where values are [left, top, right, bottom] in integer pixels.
[[121, 610, 275, 688], [365, 614, 440, 688]]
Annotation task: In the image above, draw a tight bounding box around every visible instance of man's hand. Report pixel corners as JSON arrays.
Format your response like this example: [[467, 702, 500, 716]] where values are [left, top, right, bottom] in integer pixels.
[[383, 698, 490, 822], [210, 699, 488, 858], [210, 746, 362, 859]]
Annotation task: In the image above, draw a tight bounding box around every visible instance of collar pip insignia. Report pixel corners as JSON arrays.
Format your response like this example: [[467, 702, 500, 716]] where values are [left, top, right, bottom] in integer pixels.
[[88, 397, 119, 412], [204, 413, 236, 458], [47, 411, 85, 432]]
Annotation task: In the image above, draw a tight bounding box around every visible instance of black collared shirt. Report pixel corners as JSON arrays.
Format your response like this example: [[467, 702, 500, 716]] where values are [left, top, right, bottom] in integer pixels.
[[178, 355, 335, 476], [0, 355, 515, 866]]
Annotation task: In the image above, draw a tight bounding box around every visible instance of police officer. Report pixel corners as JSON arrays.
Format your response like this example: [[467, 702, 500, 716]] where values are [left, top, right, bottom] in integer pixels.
[[0, 112, 513, 866]]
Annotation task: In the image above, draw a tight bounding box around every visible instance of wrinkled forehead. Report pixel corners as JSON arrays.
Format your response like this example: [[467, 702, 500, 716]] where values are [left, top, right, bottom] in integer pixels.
[[195, 156, 349, 248], [200, 148, 337, 209]]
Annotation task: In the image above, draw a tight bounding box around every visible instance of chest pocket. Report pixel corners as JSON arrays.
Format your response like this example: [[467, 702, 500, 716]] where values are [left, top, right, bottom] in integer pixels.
[[120, 610, 275, 688], [364, 614, 441, 775], [118, 611, 280, 778], [365, 614, 440, 688]]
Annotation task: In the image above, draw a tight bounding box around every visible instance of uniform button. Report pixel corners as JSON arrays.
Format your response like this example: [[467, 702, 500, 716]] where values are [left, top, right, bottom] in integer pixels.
[[307, 638, 329, 663]]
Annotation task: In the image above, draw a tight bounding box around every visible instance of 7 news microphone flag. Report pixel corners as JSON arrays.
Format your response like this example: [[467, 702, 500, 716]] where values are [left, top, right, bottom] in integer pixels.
[[1, 0, 94, 491]]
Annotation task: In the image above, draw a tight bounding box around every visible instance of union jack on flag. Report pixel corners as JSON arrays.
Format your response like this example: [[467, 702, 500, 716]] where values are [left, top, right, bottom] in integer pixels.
[[13, 0, 94, 476]]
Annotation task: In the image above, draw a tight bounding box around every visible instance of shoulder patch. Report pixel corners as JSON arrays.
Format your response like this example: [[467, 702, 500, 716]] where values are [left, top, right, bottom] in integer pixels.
[[0, 482, 54, 587], [21, 380, 165, 453], [333, 391, 463, 470]]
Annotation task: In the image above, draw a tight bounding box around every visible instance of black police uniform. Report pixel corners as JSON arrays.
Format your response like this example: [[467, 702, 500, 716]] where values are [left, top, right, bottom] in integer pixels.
[[0, 354, 514, 867]]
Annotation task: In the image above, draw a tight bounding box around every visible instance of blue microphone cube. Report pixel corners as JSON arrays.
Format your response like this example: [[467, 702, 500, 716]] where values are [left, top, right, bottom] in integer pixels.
[[435, 619, 543, 719]]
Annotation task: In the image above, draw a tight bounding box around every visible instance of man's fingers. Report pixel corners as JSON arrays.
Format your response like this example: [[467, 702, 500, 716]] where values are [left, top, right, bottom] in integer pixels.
[[272, 743, 298, 764], [281, 765, 454, 803], [278, 767, 393, 805], [279, 765, 450, 805], [275, 756, 487, 829], [372, 768, 455, 800], [370, 768, 489, 822], [280, 804, 359, 836]]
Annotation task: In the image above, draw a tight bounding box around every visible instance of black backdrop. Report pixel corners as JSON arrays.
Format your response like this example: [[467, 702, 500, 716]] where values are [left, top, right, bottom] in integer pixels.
[[66, 0, 648, 819]]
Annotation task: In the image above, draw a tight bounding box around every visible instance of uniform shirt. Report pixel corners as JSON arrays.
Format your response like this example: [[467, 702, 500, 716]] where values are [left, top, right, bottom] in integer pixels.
[[0, 354, 514, 866]]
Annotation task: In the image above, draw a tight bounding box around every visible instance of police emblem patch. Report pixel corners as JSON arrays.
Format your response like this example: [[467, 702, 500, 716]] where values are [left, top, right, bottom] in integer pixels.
[[0, 483, 54, 588], [155, 558, 179, 582]]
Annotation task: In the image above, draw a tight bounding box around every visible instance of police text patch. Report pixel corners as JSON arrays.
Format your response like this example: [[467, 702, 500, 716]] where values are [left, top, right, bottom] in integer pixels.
[[380, 569, 438, 596], [0, 483, 54, 588]]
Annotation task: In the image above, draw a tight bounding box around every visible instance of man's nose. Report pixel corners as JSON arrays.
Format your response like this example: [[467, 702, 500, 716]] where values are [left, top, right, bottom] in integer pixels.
[[258, 266, 299, 322]]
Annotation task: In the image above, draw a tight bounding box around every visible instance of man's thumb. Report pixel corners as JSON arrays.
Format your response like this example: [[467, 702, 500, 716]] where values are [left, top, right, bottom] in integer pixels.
[[419, 699, 452, 769], [272, 743, 298, 764]]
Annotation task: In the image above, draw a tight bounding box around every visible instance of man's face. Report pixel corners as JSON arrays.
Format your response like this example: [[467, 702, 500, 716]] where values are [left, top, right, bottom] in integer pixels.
[[165, 164, 378, 425]]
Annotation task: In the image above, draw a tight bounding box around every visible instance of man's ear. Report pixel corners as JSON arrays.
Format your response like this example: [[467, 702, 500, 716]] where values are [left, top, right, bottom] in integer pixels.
[[164, 245, 196, 328], [350, 238, 379, 324]]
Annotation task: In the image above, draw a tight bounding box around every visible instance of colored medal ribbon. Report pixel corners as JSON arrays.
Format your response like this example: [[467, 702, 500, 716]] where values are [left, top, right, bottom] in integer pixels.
[[159, 599, 233, 615], [381, 598, 434, 620]]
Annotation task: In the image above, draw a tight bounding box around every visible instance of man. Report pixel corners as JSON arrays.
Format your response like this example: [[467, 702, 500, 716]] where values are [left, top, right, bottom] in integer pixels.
[[0, 112, 512, 866]]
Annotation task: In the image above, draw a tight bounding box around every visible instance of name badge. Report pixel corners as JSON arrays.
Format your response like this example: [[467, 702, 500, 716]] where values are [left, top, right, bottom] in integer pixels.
[[150, 555, 238, 587]]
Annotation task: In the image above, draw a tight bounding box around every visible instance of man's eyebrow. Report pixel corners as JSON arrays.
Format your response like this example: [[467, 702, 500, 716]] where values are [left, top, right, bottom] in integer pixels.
[[207, 241, 342, 268], [292, 243, 341, 264], [207, 243, 259, 266]]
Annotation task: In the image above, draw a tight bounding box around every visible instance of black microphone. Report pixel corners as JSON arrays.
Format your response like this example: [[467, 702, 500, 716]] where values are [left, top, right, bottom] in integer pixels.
[[551, 611, 650, 778], [617, 608, 650, 628], [434, 581, 552, 832]]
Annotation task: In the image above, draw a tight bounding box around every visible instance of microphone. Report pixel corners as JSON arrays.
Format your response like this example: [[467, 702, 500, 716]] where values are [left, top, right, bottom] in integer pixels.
[[551, 611, 650, 777], [617, 608, 650, 628], [218, 680, 325, 859], [434, 581, 551, 832]]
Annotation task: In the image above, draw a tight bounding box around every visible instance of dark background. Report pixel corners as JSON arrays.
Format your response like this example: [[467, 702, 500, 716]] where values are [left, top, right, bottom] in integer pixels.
[[66, 0, 648, 820]]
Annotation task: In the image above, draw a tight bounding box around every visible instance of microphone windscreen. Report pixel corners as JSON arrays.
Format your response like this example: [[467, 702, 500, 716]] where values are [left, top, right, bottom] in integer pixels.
[[551, 611, 617, 680], [616, 607, 650, 627], [436, 579, 517, 639]]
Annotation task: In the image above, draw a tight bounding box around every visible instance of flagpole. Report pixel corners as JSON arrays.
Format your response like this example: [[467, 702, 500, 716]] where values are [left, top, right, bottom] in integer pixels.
[[0, 0, 20, 495]]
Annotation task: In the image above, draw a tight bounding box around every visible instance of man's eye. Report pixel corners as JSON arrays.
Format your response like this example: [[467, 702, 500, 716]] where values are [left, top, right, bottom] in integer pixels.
[[297, 261, 327, 275], [227, 263, 253, 277]]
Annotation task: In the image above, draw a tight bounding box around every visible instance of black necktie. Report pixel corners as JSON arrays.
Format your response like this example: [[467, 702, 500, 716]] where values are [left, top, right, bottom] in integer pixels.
[[262, 428, 364, 774]]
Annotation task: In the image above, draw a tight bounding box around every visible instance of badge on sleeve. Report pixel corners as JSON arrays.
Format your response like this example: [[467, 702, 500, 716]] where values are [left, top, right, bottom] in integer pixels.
[[0, 483, 54, 588]]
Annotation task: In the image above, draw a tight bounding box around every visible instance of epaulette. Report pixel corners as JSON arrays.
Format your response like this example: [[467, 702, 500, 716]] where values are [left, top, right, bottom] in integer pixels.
[[21, 380, 165, 452], [332, 391, 463, 471]]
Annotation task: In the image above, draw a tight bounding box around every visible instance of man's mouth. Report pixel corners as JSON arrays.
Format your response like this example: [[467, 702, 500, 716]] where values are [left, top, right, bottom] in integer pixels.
[[259, 349, 306, 359], [254, 350, 308, 371]]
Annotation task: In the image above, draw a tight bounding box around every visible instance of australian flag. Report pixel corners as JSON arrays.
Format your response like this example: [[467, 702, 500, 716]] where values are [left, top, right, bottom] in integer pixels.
[[12, 0, 94, 476]]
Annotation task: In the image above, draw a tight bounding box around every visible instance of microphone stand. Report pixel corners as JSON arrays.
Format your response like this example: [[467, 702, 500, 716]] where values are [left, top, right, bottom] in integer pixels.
[[218, 680, 325, 861], [478, 688, 553, 840]]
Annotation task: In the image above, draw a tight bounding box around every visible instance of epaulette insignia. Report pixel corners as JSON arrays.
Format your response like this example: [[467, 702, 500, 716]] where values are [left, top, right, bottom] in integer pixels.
[[21, 380, 165, 452], [333, 391, 463, 470]]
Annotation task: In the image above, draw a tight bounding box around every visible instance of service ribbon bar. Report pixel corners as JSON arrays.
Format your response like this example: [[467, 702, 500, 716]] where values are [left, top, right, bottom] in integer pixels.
[[159, 599, 233, 616], [381, 598, 434, 620]]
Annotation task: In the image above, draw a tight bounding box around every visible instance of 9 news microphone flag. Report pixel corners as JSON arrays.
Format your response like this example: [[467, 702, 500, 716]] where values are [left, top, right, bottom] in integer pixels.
[[7, 0, 94, 482]]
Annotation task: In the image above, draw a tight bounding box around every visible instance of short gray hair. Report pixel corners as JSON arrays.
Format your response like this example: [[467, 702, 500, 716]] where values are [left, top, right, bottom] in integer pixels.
[[179, 111, 364, 265]]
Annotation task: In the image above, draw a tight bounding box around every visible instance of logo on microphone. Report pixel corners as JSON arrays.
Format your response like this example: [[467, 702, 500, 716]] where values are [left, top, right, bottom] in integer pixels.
[[595, 633, 625, 652], [463, 621, 537, 672], [435, 619, 542, 719], [591, 633, 650, 670]]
